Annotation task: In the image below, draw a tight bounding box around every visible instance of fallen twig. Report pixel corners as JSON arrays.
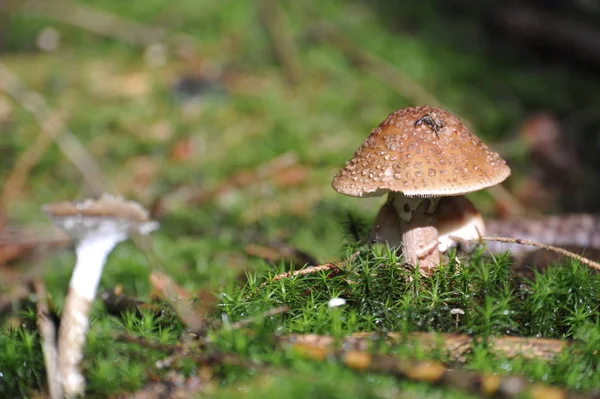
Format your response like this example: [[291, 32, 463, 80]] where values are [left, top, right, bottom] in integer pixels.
[[292, 343, 594, 399], [0, 63, 109, 195], [9, 0, 197, 53], [272, 251, 359, 282], [340, 351, 588, 399], [245, 251, 358, 301], [1, 117, 54, 206], [283, 332, 567, 363], [455, 235, 600, 271], [259, 0, 301, 86], [487, 185, 532, 218], [271, 264, 341, 282], [32, 279, 62, 399], [309, 25, 441, 107]]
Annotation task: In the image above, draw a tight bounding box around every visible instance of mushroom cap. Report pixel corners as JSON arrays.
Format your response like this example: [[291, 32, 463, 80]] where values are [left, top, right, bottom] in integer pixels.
[[42, 193, 159, 239], [332, 105, 511, 198]]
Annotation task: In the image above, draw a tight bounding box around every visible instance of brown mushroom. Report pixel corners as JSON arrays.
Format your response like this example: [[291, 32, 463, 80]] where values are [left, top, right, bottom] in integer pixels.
[[333, 105, 510, 270]]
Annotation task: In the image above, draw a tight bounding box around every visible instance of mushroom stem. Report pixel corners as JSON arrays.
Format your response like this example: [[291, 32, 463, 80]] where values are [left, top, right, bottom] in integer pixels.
[[58, 289, 92, 398], [70, 233, 126, 301], [395, 197, 440, 270], [58, 233, 125, 398], [370, 201, 403, 246]]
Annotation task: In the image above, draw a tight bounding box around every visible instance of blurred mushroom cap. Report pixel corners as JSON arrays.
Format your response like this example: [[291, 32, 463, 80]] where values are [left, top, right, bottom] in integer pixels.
[[332, 105, 510, 198], [43, 193, 159, 239]]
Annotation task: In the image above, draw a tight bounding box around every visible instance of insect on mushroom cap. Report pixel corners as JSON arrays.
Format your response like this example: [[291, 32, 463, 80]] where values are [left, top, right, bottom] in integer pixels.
[[331, 105, 511, 198]]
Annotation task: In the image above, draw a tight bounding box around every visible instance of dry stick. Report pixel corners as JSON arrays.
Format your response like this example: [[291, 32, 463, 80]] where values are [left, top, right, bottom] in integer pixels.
[[1, 121, 54, 206], [337, 351, 590, 399], [32, 279, 62, 399], [0, 63, 109, 195], [246, 252, 359, 302], [272, 264, 341, 282], [288, 339, 587, 399], [285, 332, 568, 363], [457, 235, 600, 271], [259, 0, 301, 86], [311, 25, 441, 107], [10, 0, 196, 51], [486, 185, 533, 217], [255, 251, 360, 291]]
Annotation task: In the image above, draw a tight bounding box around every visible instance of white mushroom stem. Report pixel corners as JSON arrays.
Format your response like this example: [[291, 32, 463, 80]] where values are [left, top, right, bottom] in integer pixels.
[[59, 232, 126, 398], [388, 192, 440, 271], [371, 201, 403, 246]]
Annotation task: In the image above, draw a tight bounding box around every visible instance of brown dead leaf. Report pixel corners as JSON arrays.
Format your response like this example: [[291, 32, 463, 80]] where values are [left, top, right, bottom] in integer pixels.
[[149, 271, 192, 301]]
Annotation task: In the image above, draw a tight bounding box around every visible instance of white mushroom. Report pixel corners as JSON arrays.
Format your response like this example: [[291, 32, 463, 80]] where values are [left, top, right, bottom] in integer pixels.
[[43, 194, 158, 398]]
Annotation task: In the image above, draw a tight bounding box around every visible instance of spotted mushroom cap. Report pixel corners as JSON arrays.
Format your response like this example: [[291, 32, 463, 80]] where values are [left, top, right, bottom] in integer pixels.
[[332, 105, 511, 198]]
